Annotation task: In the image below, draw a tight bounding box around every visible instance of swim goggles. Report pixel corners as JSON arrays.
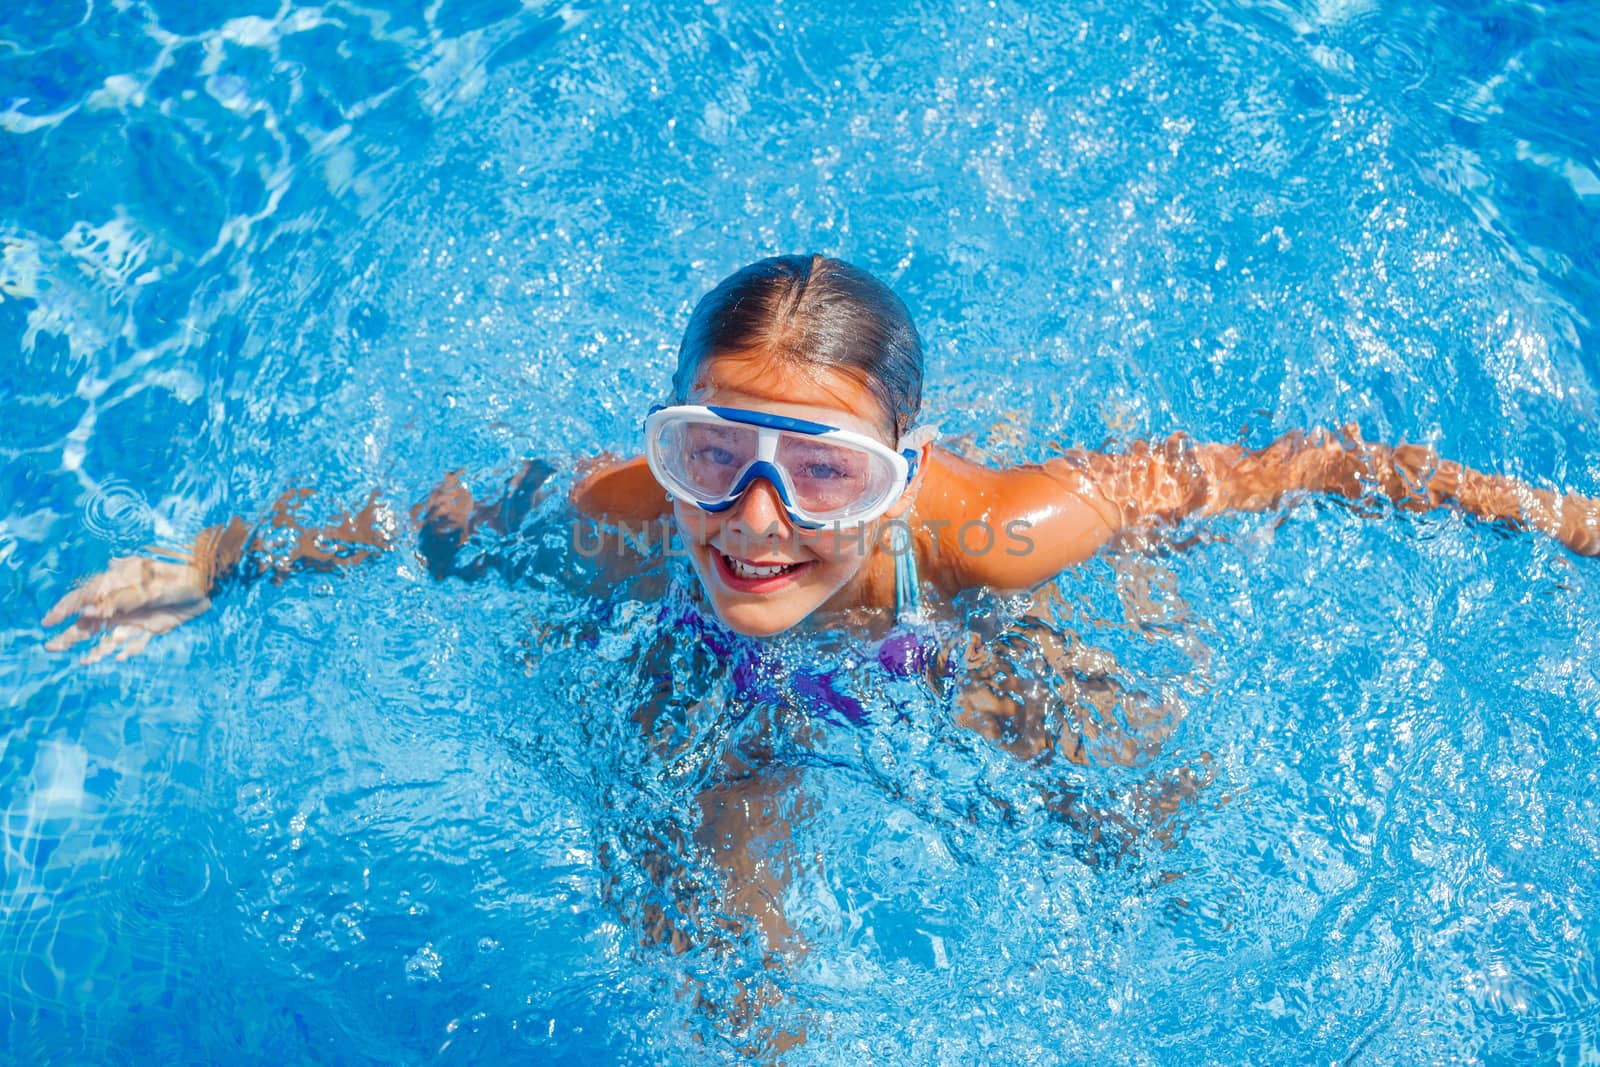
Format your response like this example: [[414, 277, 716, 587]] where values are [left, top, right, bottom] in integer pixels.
[[643, 405, 920, 529]]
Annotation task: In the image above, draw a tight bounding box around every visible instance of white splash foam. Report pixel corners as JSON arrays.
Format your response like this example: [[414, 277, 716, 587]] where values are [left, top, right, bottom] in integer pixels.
[[0, 102, 78, 134], [85, 73, 146, 111]]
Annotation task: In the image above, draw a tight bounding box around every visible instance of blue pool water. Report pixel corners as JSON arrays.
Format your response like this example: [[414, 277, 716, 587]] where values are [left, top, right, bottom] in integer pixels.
[[5, 0, 1600, 1062]]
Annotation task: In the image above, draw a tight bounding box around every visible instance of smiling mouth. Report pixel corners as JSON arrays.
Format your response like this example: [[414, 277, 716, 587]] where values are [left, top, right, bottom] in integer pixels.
[[720, 553, 804, 580]]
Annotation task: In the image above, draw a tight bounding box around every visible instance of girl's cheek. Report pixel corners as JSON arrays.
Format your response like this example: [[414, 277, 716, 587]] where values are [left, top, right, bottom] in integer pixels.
[[800, 524, 873, 563], [673, 504, 713, 544]]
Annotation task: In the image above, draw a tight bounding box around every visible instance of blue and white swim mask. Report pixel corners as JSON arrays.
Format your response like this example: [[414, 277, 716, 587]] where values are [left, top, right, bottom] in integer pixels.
[[644, 404, 923, 529]]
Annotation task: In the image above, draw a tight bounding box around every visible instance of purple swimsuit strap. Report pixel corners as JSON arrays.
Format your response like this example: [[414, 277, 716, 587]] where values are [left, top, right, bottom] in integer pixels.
[[667, 595, 942, 727]]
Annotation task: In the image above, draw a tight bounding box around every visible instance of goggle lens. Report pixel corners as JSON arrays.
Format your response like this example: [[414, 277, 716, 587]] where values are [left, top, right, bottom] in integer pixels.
[[674, 421, 759, 498], [775, 436, 880, 514]]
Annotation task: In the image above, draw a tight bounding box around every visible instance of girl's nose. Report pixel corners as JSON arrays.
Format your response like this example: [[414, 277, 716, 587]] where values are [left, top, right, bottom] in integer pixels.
[[726, 477, 792, 540]]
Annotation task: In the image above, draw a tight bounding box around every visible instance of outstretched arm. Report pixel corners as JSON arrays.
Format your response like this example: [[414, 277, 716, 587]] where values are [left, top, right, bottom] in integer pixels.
[[411, 459, 554, 579], [934, 428, 1600, 591], [42, 487, 396, 662], [1199, 429, 1600, 554], [1373, 440, 1600, 552], [42, 460, 559, 661]]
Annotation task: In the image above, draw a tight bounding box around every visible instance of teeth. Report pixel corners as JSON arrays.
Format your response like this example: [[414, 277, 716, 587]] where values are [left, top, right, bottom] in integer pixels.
[[725, 555, 795, 579]]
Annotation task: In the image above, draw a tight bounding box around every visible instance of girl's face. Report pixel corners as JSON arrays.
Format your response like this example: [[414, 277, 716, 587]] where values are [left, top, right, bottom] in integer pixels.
[[671, 354, 917, 638]]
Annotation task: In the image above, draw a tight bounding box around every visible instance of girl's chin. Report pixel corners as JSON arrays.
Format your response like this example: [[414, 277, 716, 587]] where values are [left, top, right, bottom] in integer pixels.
[[691, 547, 864, 637], [715, 609, 802, 639], [698, 556, 815, 637]]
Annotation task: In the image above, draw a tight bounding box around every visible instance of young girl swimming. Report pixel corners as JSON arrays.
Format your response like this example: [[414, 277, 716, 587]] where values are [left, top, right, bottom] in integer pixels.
[[39, 254, 1600, 1050], [41, 252, 1600, 660]]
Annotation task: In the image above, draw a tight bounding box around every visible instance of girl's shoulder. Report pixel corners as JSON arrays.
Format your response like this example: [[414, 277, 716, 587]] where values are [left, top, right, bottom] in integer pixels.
[[914, 446, 1121, 594], [572, 455, 673, 522]]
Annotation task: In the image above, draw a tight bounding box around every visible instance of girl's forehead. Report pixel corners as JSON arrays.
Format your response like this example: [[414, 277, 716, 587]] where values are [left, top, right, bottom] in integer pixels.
[[688, 355, 893, 440]]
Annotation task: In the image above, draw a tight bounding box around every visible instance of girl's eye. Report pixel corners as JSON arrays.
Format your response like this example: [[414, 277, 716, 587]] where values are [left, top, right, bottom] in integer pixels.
[[691, 446, 738, 467], [798, 462, 847, 481]]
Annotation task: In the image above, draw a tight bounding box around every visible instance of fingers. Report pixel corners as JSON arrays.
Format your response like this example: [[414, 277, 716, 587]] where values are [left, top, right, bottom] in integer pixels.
[[78, 605, 201, 664], [47, 618, 141, 662], [41, 574, 110, 627], [42, 588, 85, 628], [84, 625, 138, 665], [45, 619, 99, 653], [42, 558, 206, 631], [43, 597, 211, 661], [115, 632, 153, 662]]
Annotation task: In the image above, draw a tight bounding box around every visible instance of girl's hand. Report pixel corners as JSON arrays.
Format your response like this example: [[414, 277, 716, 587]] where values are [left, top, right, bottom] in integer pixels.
[[1381, 441, 1600, 556], [1558, 495, 1600, 556], [42, 554, 213, 662]]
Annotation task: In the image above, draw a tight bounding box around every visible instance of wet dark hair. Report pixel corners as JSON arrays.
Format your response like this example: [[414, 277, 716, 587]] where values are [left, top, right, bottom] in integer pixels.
[[672, 255, 923, 439]]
